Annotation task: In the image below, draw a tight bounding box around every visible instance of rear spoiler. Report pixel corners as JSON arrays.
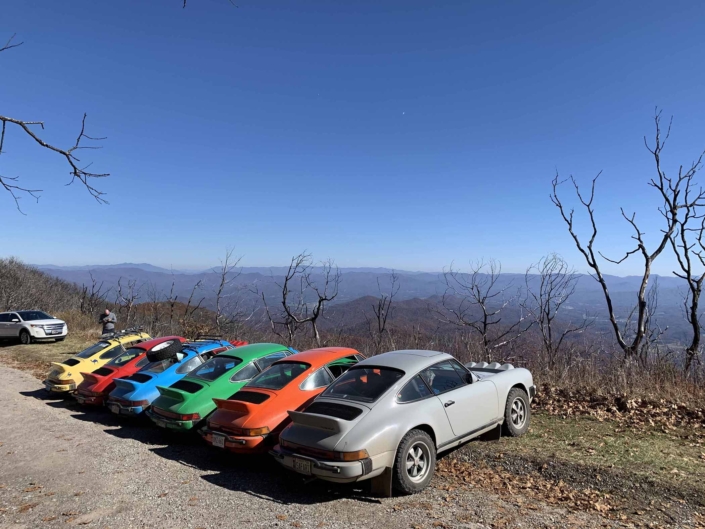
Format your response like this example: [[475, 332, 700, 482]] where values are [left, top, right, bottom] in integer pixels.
[[156, 385, 191, 403], [213, 398, 256, 414], [80, 372, 105, 385], [50, 362, 66, 373], [288, 410, 343, 434], [114, 378, 141, 393]]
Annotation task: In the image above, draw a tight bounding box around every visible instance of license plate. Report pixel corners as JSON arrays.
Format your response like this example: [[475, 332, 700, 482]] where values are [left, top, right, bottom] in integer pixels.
[[153, 418, 166, 428], [293, 457, 312, 476], [109, 404, 120, 414], [48, 330, 59, 335], [212, 433, 226, 448]]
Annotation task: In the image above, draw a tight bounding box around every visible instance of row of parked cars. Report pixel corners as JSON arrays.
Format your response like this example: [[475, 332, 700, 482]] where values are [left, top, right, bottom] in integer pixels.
[[44, 328, 535, 495]]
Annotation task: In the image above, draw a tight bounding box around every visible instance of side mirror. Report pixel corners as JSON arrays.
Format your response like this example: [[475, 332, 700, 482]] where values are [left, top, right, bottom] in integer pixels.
[[465, 373, 474, 384], [11, 319, 19, 323]]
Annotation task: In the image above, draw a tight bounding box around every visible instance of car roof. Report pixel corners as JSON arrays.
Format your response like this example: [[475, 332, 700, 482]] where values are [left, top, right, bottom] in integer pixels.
[[355, 350, 452, 372], [218, 343, 292, 363], [132, 336, 187, 350], [278, 347, 360, 368]]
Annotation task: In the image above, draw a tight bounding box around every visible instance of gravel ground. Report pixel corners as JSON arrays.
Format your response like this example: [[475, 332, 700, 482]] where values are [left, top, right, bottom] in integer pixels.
[[0, 365, 626, 529]]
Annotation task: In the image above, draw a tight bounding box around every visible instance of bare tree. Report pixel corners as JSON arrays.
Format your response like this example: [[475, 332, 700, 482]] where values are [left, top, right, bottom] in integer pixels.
[[266, 252, 341, 347], [212, 248, 246, 334], [363, 271, 400, 355], [79, 272, 111, 316], [437, 259, 530, 362], [1, 34, 108, 213], [670, 191, 705, 373], [551, 110, 705, 361], [523, 254, 590, 370], [115, 277, 141, 327]]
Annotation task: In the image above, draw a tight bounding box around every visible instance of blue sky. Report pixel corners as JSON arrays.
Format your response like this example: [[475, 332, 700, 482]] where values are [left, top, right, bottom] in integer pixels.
[[2, 0, 705, 274]]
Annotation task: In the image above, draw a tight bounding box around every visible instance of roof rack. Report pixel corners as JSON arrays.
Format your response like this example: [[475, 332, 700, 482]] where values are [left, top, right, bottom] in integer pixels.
[[101, 326, 146, 339], [194, 333, 225, 341]]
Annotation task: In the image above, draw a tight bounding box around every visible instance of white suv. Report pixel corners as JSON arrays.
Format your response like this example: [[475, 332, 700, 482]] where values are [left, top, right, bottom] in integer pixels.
[[0, 310, 68, 344]]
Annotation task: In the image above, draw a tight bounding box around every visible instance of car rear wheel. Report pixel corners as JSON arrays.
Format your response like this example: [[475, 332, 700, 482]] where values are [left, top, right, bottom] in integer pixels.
[[392, 429, 436, 495], [146, 340, 183, 362], [19, 330, 32, 345], [503, 387, 530, 437]]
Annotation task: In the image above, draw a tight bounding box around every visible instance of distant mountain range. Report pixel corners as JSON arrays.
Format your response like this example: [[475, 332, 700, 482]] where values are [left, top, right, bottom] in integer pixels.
[[32, 263, 692, 342]]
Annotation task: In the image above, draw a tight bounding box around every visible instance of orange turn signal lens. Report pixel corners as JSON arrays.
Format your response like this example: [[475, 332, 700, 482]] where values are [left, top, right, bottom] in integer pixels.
[[335, 450, 370, 462], [241, 427, 270, 437]]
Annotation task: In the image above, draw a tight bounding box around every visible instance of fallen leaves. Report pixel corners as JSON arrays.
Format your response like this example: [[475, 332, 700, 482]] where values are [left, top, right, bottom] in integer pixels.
[[534, 384, 705, 431]]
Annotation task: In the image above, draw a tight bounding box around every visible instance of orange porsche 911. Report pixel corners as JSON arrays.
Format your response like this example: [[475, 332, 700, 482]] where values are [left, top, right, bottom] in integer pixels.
[[201, 347, 363, 453]]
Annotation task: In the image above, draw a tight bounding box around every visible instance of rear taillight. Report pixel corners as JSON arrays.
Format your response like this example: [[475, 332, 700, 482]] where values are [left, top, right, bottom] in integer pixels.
[[79, 389, 104, 397], [178, 413, 201, 421], [209, 424, 270, 436], [52, 379, 76, 386], [280, 439, 369, 461]]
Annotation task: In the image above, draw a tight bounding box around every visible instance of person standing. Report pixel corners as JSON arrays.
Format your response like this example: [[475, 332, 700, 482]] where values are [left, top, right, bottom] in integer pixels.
[[99, 308, 117, 335]]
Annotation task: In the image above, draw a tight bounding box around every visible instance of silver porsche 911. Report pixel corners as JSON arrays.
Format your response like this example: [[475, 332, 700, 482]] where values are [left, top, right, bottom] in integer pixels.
[[270, 349, 535, 495]]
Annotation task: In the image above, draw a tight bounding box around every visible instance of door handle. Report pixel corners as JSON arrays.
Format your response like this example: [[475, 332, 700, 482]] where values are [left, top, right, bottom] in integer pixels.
[[444, 400, 455, 408]]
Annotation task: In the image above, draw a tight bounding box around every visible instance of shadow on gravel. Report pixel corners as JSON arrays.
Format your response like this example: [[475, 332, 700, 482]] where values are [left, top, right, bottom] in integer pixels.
[[60, 402, 384, 505], [25, 389, 387, 506]]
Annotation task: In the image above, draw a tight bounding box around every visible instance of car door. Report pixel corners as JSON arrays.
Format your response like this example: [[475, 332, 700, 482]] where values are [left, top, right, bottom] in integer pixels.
[[8, 313, 22, 338], [420, 360, 499, 438], [0, 313, 10, 337]]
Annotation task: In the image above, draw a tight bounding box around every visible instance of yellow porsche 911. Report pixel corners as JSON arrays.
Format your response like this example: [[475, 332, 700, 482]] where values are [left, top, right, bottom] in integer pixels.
[[44, 328, 151, 393]]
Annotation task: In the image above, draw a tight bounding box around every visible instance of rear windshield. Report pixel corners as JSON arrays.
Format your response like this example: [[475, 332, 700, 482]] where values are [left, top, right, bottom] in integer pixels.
[[75, 342, 111, 359], [190, 356, 242, 382], [106, 347, 144, 367], [17, 310, 53, 321], [246, 362, 310, 390], [322, 366, 404, 403], [143, 357, 178, 374]]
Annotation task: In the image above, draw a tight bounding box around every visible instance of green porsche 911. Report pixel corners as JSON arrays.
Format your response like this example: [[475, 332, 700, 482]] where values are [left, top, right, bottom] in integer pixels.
[[146, 343, 297, 431]]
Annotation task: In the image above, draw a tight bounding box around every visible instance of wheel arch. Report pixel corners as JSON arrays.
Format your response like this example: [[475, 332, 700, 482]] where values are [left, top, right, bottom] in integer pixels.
[[509, 382, 529, 397], [408, 423, 437, 448]]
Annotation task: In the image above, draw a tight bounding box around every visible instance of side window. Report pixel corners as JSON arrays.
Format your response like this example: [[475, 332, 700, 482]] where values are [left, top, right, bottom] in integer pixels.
[[134, 356, 150, 369], [256, 351, 289, 371], [327, 363, 353, 379], [449, 359, 471, 382], [176, 356, 203, 374], [99, 345, 122, 359], [300, 368, 333, 390], [0, 314, 9, 323], [230, 362, 259, 382], [397, 375, 433, 403], [420, 361, 467, 395]]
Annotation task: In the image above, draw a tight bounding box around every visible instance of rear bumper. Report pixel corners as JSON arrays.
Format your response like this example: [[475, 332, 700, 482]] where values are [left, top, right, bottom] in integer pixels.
[[107, 399, 146, 416], [270, 446, 378, 483], [44, 380, 76, 393], [75, 392, 106, 406], [201, 428, 269, 453], [145, 409, 194, 430]]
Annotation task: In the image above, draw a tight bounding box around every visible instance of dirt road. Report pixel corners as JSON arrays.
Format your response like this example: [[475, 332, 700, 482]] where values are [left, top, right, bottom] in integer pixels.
[[0, 365, 626, 528]]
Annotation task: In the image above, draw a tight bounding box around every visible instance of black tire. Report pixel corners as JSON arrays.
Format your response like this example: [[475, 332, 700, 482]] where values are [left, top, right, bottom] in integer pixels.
[[19, 330, 32, 345], [392, 429, 436, 495], [503, 387, 530, 437], [146, 340, 183, 362]]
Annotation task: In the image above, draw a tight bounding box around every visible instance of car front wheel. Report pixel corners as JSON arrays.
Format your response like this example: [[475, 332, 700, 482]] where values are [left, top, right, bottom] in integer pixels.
[[503, 387, 530, 437], [392, 429, 436, 495], [19, 330, 32, 345]]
